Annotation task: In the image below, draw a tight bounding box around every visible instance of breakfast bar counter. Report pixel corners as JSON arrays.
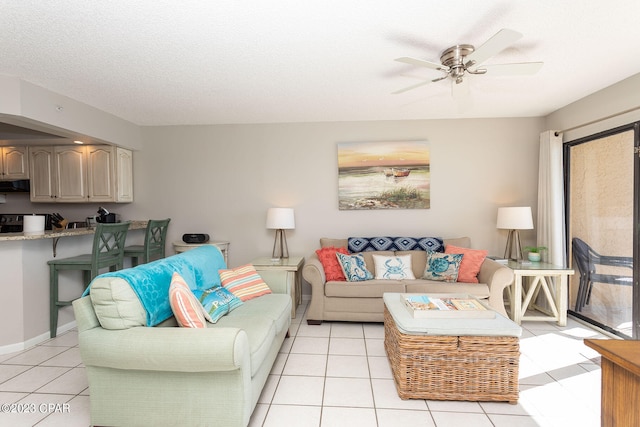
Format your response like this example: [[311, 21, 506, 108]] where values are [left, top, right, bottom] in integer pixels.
[[0, 220, 148, 353], [0, 220, 148, 241]]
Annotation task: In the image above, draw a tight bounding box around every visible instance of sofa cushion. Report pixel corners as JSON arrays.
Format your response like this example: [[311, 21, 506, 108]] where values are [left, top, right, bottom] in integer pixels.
[[336, 253, 374, 281], [320, 237, 348, 248], [214, 294, 291, 376], [373, 254, 415, 280], [404, 280, 490, 299], [193, 286, 243, 323], [89, 276, 147, 329], [422, 252, 463, 282], [220, 264, 272, 301], [316, 246, 349, 281], [445, 245, 488, 283], [325, 280, 405, 298], [169, 272, 207, 328], [347, 236, 444, 253]]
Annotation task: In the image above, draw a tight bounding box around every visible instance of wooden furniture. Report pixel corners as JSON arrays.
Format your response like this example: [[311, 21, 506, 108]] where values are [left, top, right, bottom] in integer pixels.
[[252, 256, 304, 318], [508, 260, 574, 326], [29, 145, 133, 203], [48, 222, 130, 337], [172, 240, 229, 265], [124, 218, 171, 266], [0, 146, 29, 179], [584, 339, 640, 427], [382, 293, 521, 403]]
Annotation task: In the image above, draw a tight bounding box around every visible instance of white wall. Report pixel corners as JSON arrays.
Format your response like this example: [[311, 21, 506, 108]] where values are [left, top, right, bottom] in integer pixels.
[[117, 118, 544, 275]]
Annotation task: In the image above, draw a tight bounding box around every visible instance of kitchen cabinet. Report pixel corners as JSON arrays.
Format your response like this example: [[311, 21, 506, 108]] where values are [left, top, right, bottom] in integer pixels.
[[29, 145, 133, 203], [0, 146, 29, 180]]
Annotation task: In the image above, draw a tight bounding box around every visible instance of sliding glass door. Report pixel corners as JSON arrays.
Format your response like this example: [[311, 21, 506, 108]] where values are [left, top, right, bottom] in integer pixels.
[[565, 122, 639, 338]]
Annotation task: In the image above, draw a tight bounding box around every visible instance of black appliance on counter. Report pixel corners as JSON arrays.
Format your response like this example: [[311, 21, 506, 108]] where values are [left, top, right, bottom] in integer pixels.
[[96, 206, 120, 223], [0, 213, 53, 233]]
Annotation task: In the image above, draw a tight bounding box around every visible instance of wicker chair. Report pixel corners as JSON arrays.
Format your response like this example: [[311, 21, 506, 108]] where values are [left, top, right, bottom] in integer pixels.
[[572, 237, 633, 312]]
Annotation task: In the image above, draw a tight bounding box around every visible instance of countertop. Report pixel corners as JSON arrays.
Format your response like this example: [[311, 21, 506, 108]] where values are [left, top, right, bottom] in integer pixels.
[[0, 220, 148, 241]]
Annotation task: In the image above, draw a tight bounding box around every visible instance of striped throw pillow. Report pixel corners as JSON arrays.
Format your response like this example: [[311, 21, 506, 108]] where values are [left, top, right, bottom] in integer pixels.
[[219, 264, 272, 301], [168, 272, 206, 328]]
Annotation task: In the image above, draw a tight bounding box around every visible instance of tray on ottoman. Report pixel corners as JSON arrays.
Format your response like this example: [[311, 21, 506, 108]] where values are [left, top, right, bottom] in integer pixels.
[[383, 293, 521, 404]]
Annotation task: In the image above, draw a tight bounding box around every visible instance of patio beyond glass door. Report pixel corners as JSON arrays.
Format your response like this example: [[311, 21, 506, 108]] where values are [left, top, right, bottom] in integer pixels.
[[566, 124, 639, 338]]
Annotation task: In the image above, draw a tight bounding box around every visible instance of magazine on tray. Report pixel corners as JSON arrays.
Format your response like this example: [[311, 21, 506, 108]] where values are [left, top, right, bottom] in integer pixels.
[[402, 294, 495, 318]]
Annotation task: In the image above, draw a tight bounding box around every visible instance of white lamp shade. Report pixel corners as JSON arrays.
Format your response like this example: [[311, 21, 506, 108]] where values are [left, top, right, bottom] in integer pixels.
[[496, 207, 534, 230], [266, 208, 295, 230]]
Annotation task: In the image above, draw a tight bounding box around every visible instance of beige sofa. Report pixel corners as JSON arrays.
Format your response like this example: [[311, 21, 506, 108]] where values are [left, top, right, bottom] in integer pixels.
[[302, 237, 513, 324], [73, 246, 291, 427]]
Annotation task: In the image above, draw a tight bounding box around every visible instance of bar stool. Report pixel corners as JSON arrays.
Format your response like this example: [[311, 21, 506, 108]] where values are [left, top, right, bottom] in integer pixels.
[[48, 222, 130, 337], [123, 218, 171, 266]]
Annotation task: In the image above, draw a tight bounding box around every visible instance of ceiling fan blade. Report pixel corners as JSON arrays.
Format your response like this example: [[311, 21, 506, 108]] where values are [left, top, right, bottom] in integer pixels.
[[395, 57, 446, 71], [392, 79, 433, 94], [465, 28, 522, 67], [478, 62, 543, 76]]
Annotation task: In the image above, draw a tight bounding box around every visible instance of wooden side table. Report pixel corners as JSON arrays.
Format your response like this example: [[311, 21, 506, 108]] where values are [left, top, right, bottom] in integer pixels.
[[584, 339, 640, 427], [252, 256, 304, 318], [508, 261, 574, 326], [172, 240, 230, 265]]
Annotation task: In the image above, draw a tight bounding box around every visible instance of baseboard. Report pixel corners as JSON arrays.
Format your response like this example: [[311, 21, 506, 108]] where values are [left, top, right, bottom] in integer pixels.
[[0, 320, 77, 355]]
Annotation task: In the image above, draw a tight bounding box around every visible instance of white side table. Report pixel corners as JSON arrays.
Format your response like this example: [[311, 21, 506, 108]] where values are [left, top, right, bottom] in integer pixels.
[[251, 256, 304, 318], [172, 240, 230, 265], [508, 261, 574, 326]]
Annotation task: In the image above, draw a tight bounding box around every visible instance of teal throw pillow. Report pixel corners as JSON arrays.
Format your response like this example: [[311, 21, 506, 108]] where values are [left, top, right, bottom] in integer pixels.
[[423, 252, 463, 282], [336, 252, 373, 282], [193, 286, 243, 323]]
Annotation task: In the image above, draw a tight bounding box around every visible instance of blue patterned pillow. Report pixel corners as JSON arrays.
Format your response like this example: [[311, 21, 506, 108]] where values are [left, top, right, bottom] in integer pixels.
[[423, 252, 463, 282], [372, 254, 415, 280], [193, 286, 243, 323], [347, 237, 444, 253], [336, 252, 373, 282]]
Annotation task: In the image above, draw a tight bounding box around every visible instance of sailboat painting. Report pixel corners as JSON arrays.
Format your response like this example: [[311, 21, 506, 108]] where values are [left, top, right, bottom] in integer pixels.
[[337, 140, 430, 210]]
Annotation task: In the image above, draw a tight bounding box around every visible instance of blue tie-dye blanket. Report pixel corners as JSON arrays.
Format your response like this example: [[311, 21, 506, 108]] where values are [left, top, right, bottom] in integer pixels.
[[83, 245, 226, 326]]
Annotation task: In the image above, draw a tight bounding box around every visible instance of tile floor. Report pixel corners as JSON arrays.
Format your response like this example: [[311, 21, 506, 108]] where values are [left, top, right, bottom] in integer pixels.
[[0, 300, 608, 427]]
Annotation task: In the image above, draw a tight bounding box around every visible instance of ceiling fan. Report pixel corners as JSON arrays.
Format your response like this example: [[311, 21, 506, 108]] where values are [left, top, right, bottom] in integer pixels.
[[393, 28, 543, 95]]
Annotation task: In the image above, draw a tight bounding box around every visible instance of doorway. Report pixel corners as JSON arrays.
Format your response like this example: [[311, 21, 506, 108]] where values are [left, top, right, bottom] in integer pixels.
[[564, 123, 639, 338]]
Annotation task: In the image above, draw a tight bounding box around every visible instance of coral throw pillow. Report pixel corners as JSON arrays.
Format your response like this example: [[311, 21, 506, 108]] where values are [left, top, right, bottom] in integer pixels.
[[168, 272, 206, 328], [444, 244, 488, 283], [220, 264, 272, 301], [316, 246, 349, 281]]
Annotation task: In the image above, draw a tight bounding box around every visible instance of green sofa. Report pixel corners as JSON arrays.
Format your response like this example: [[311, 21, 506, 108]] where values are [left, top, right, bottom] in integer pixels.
[[72, 246, 291, 427]]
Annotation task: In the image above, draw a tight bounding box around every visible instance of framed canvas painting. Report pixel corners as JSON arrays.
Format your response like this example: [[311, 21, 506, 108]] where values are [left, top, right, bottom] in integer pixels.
[[337, 140, 430, 210]]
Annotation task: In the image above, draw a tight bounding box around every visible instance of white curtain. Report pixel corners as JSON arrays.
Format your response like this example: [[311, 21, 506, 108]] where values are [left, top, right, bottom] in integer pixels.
[[537, 130, 566, 265]]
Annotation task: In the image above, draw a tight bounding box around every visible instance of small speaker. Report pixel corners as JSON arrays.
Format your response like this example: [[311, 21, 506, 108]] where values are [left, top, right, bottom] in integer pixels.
[[182, 233, 210, 244]]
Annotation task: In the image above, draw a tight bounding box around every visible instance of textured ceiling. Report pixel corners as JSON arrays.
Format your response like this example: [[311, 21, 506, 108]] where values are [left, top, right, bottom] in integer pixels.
[[1, 1, 640, 126]]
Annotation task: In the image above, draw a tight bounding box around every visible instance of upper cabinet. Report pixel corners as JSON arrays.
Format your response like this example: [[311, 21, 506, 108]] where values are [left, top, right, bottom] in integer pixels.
[[0, 146, 29, 180], [29, 145, 133, 203]]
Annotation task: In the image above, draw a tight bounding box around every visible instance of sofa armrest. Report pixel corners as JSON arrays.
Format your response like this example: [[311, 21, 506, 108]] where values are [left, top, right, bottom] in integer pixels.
[[478, 259, 514, 317], [78, 324, 250, 373], [302, 253, 326, 322]]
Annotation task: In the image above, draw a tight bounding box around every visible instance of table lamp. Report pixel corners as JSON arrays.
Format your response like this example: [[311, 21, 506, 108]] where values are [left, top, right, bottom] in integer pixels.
[[266, 208, 295, 259], [496, 206, 533, 260]]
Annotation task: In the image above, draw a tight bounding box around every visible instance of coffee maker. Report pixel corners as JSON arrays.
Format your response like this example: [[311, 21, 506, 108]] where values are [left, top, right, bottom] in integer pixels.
[[96, 206, 120, 223]]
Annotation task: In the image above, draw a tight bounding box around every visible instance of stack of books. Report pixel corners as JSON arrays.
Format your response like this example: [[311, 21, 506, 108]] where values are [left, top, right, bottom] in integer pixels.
[[402, 294, 495, 319]]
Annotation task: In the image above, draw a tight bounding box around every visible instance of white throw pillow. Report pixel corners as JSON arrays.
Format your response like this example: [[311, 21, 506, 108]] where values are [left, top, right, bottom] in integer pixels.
[[372, 254, 415, 280]]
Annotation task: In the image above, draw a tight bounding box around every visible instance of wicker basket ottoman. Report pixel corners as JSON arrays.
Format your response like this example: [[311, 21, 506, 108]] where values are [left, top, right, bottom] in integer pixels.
[[383, 293, 521, 404]]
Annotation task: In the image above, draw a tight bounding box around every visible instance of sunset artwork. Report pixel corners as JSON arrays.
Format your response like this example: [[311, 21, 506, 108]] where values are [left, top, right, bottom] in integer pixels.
[[337, 140, 430, 210]]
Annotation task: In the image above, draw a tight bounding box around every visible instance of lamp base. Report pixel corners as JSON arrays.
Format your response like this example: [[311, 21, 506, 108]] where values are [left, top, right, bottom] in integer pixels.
[[503, 229, 524, 260], [271, 229, 289, 259]]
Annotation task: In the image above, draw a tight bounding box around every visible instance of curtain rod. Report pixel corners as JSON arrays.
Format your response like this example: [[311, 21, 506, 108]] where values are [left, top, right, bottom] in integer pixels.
[[554, 105, 640, 136]]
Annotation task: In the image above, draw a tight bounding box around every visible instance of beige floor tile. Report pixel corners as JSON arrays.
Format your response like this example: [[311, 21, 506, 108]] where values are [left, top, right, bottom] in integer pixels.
[[323, 377, 373, 408]]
